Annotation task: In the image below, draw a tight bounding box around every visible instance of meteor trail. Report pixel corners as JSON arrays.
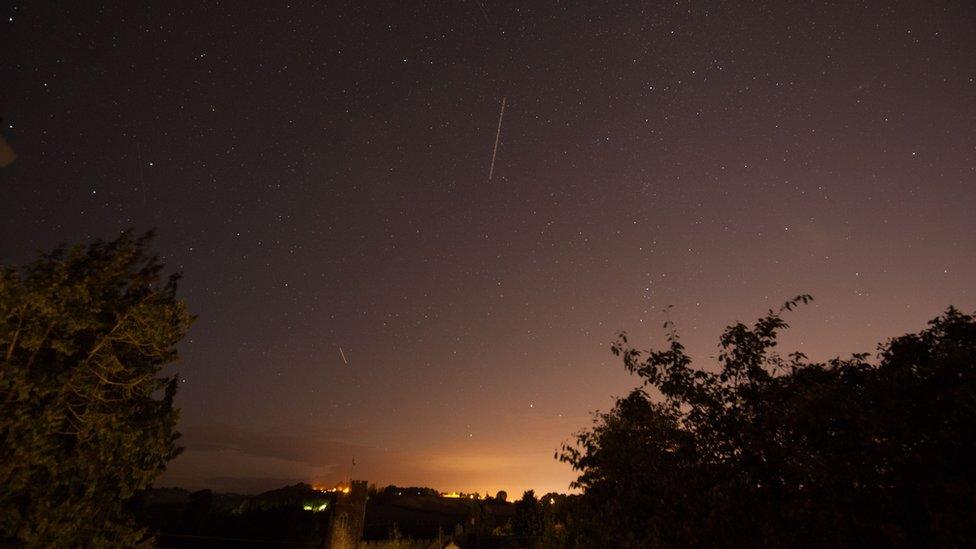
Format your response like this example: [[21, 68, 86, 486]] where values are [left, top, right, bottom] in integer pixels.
[[338, 346, 348, 365], [488, 96, 506, 181]]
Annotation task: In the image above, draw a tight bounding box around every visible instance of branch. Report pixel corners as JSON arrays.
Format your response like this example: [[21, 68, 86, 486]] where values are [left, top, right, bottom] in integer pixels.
[[5, 307, 25, 361], [25, 321, 55, 368]]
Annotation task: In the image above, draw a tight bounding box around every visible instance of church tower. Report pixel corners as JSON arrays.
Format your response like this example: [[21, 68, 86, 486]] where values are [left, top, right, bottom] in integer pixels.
[[329, 480, 368, 548]]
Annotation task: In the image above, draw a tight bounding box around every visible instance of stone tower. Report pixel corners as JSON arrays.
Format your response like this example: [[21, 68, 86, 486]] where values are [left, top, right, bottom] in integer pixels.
[[329, 480, 368, 549]]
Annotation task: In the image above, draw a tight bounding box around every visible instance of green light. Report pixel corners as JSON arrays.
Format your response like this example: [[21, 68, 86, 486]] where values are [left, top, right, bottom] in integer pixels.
[[302, 501, 329, 512]]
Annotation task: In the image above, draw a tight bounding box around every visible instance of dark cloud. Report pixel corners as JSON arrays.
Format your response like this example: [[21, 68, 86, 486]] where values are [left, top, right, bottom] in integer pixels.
[[201, 476, 308, 494], [179, 422, 367, 467]]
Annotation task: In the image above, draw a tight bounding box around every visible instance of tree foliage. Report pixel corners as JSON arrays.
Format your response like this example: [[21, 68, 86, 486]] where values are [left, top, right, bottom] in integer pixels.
[[559, 296, 976, 547], [0, 231, 194, 546], [513, 490, 543, 537]]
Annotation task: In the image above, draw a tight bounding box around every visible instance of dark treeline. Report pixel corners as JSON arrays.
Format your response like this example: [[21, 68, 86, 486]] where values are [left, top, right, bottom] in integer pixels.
[[555, 296, 976, 547], [137, 485, 329, 547]]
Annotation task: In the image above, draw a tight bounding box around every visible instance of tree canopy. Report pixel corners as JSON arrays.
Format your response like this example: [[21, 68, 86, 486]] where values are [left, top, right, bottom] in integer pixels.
[[0, 231, 193, 546], [513, 490, 543, 537], [559, 296, 976, 547]]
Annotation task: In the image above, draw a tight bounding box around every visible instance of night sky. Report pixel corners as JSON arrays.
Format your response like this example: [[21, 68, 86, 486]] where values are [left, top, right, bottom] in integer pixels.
[[2, 2, 974, 496]]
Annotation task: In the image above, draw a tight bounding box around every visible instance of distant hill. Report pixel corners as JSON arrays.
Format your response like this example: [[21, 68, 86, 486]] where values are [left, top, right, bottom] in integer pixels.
[[246, 483, 327, 511]]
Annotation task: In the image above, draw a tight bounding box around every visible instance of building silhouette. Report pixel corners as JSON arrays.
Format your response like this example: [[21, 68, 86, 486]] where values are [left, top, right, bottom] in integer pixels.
[[330, 480, 368, 548]]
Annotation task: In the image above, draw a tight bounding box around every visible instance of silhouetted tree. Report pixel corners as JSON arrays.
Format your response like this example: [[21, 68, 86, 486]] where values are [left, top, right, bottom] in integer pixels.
[[514, 490, 542, 537], [0, 231, 193, 546], [538, 493, 573, 549], [495, 490, 508, 503], [560, 297, 976, 547]]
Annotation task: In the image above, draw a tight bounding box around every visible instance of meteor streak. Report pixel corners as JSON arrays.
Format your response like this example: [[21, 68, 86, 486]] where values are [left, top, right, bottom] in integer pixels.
[[488, 96, 506, 181]]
